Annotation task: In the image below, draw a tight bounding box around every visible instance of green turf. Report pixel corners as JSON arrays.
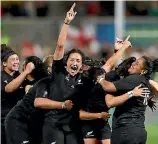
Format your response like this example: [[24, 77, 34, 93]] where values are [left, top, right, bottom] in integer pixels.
[[146, 124, 158, 144]]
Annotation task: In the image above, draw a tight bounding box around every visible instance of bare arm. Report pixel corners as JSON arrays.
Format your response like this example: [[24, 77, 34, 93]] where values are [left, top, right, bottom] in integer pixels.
[[115, 36, 130, 62], [98, 78, 117, 92], [34, 98, 63, 109], [106, 93, 130, 108], [79, 110, 102, 120], [80, 110, 110, 121], [105, 85, 150, 108], [34, 98, 73, 110], [103, 40, 131, 72], [5, 63, 34, 93], [54, 3, 77, 60], [149, 80, 158, 93], [54, 24, 69, 60]]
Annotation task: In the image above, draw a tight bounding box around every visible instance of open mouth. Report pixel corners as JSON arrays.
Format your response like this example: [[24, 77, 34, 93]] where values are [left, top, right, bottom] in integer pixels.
[[71, 65, 78, 70], [130, 65, 134, 70], [70, 65, 78, 73]]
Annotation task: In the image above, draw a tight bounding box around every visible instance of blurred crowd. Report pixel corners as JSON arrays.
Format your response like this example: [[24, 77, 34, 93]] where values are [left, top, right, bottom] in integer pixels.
[[1, 1, 158, 77], [65, 37, 158, 61], [65, 1, 158, 16], [1, 1, 158, 17], [4, 33, 158, 67], [1, 1, 49, 17]]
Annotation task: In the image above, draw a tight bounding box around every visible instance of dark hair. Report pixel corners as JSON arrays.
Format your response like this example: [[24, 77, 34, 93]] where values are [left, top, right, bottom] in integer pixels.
[[84, 57, 136, 80], [116, 57, 136, 77], [1, 44, 16, 63], [64, 49, 85, 63], [142, 56, 158, 79], [93, 58, 106, 68], [83, 57, 106, 68], [24, 56, 49, 81], [83, 67, 105, 82], [1, 44, 7, 52]]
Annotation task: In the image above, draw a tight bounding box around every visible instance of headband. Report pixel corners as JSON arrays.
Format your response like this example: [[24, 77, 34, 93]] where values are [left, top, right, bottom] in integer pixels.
[[1, 48, 16, 63]]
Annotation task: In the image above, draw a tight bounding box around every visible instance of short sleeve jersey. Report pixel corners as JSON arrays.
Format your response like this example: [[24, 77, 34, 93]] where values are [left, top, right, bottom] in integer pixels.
[[112, 74, 150, 129], [41, 59, 93, 126], [83, 70, 120, 113], [8, 77, 50, 121], [1, 71, 25, 121]]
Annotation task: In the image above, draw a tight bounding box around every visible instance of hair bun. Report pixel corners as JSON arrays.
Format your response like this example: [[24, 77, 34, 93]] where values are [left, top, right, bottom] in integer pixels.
[[1, 44, 16, 62], [130, 57, 136, 63], [1, 44, 8, 53]]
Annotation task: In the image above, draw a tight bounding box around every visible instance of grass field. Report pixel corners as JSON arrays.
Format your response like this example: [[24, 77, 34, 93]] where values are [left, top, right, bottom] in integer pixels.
[[146, 124, 158, 144]]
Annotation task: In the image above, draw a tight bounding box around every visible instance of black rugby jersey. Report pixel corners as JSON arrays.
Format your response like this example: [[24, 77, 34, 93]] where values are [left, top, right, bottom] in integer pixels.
[[112, 74, 150, 129], [7, 77, 50, 121], [40, 59, 93, 126], [1, 71, 25, 122], [83, 70, 120, 113]]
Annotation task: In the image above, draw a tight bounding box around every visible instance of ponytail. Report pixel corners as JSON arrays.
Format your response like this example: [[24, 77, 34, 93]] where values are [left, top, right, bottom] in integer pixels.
[[142, 56, 158, 79], [152, 59, 158, 72]]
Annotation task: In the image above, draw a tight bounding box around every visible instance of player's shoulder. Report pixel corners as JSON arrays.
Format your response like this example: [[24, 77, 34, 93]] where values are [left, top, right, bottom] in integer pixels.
[[34, 76, 51, 87], [127, 74, 144, 80], [1, 71, 13, 82]]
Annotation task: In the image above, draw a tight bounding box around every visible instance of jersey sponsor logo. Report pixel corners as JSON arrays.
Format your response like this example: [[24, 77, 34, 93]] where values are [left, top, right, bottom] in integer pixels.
[[21, 140, 29, 144], [71, 85, 75, 89], [4, 80, 8, 84], [78, 79, 83, 85], [43, 91, 48, 97], [86, 131, 94, 137], [51, 142, 56, 144], [65, 76, 70, 81]]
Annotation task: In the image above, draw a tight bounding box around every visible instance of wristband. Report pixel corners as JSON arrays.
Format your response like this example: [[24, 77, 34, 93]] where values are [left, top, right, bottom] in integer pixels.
[[61, 102, 67, 109], [64, 21, 69, 25], [98, 78, 104, 84], [128, 91, 134, 98]]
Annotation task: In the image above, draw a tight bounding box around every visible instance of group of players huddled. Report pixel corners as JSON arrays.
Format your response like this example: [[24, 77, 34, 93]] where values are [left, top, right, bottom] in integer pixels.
[[1, 3, 158, 144]]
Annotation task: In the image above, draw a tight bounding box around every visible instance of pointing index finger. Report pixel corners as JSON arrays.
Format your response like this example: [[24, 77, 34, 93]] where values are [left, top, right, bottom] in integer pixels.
[[125, 35, 130, 41], [70, 3, 76, 11]]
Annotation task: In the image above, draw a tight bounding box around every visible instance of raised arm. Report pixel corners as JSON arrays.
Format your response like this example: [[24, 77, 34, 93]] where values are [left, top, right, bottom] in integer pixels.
[[54, 3, 77, 60], [115, 36, 130, 61], [105, 85, 150, 108], [103, 40, 131, 72]]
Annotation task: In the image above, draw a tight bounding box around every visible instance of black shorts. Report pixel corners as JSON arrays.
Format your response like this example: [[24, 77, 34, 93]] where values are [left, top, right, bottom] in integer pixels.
[[1, 121, 6, 144], [111, 126, 147, 144], [1, 109, 11, 144], [5, 115, 30, 144], [42, 122, 84, 144], [82, 119, 111, 140], [5, 107, 43, 144]]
